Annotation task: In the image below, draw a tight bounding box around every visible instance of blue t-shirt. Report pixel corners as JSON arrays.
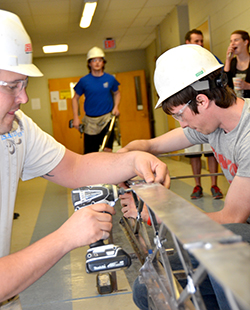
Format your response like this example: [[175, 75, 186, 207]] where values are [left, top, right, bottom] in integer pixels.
[[74, 72, 120, 117]]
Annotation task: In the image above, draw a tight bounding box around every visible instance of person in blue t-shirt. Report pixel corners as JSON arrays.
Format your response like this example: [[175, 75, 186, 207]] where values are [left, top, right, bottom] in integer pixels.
[[72, 47, 120, 154]]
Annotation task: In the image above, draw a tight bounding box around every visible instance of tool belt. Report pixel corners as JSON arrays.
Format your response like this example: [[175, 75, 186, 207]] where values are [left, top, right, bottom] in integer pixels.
[[82, 112, 111, 135]]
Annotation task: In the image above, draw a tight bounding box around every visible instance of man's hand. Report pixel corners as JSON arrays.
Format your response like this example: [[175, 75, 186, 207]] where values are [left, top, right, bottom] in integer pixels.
[[120, 192, 150, 222], [120, 192, 138, 219], [0, 203, 116, 302], [72, 118, 80, 131], [112, 106, 120, 116], [132, 151, 170, 188], [59, 204, 116, 250], [47, 149, 171, 189]]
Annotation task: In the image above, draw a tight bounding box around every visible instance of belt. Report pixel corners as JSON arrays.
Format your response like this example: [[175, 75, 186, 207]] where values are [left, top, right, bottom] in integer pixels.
[[0, 295, 19, 307]]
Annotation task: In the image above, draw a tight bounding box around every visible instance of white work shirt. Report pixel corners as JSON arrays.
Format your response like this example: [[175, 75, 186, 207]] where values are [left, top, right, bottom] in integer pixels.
[[0, 110, 65, 257]]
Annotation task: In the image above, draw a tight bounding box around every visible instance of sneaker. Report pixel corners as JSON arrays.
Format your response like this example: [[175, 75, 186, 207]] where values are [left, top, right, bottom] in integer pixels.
[[191, 185, 203, 199], [211, 185, 223, 199]]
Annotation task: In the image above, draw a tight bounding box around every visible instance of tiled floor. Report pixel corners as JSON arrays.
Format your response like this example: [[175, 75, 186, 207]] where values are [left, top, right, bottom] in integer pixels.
[[11, 151, 229, 309]]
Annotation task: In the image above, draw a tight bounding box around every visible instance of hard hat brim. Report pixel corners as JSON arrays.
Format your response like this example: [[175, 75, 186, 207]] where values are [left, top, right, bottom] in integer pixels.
[[0, 63, 43, 77]]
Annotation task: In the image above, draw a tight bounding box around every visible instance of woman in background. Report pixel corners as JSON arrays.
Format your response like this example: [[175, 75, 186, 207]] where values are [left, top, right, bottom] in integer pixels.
[[224, 30, 250, 98]]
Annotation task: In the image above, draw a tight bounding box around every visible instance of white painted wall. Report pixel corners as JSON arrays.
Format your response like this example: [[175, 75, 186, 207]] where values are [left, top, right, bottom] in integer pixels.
[[24, 0, 250, 138], [23, 50, 148, 135], [148, 0, 250, 136]]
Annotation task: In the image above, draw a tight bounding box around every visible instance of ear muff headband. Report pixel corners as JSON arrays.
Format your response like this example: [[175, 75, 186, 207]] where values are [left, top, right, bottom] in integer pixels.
[[191, 71, 228, 91]]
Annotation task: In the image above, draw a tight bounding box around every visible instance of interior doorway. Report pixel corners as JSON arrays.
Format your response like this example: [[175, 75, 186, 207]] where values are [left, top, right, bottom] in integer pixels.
[[48, 69, 152, 153], [48, 77, 85, 154], [116, 70, 151, 146]]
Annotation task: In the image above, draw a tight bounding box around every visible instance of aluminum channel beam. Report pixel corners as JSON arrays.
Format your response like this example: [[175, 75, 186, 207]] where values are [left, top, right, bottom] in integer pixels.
[[130, 183, 250, 309], [130, 183, 240, 249]]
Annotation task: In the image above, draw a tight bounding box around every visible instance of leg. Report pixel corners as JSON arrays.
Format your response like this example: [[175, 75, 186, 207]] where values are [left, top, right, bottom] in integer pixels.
[[190, 156, 201, 186], [185, 145, 203, 199], [206, 154, 223, 199], [132, 277, 149, 310], [84, 123, 112, 154], [84, 133, 100, 154], [207, 155, 218, 186], [189, 155, 203, 199], [100, 121, 115, 152]]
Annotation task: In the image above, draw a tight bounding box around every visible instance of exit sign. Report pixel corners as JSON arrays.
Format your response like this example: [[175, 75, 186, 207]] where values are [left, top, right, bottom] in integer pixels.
[[104, 38, 116, 49]]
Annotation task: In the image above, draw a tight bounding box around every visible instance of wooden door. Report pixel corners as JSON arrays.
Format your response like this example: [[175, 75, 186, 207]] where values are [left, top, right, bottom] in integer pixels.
[[116, 70, 151, 146], [197, 20, 211, 51], [48, 77, 85, 154]]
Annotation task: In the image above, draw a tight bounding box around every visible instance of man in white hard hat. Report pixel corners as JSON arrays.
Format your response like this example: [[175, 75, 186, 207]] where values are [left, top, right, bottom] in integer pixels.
[[72, 46, 120, 153], [0, 10, 169, 308], [119, 44, 250, 309], [120, 43, 250, 225]]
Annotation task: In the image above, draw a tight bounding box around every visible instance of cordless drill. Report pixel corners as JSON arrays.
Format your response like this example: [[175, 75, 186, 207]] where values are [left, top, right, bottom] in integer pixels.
[[71, 184, 132, 273]]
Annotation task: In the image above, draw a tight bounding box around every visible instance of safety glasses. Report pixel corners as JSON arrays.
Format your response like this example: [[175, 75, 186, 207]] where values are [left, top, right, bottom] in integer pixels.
[[0, 77, 28, 97]]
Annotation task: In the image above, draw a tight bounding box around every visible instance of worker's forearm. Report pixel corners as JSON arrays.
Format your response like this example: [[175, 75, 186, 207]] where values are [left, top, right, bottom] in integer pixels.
[[122, 140, 153, 154], [0, 228, 70, 302], [113, 92, 120, 108], [71, 98, 79, 119], [223, 59, 231, 72]]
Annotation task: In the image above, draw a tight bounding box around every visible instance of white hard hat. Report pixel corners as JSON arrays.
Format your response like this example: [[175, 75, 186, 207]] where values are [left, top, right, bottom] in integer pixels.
[[87, 46, 105, 61], [154, 44, 223, 108], [0, 10, 43, 77]]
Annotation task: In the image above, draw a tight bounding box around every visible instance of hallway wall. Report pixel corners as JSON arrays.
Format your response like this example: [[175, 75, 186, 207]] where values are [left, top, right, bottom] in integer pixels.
[[147, 0, 250, 136], [24, 0, 250, 139], [24, 49, 148, 136]]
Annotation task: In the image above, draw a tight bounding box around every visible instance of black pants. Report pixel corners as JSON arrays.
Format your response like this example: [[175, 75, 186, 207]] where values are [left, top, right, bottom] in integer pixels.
[[84, 121, 114, 154]]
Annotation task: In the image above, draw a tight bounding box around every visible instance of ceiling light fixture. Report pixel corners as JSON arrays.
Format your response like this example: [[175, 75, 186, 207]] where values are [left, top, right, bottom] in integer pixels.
[[42, 44, 68, 54], [80, 0, 97, 28]]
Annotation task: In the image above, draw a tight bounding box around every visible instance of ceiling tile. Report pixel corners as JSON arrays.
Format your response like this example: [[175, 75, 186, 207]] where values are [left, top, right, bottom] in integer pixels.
[[0, 0, 187, 57]]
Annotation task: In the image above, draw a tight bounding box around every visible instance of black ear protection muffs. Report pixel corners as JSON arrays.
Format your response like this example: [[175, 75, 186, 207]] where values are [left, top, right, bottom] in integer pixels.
[[191, 70, 228, 91], [212, 71, 228, 88]]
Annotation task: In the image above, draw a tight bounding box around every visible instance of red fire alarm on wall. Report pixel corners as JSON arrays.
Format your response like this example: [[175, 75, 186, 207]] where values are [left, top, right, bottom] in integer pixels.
[[103, 38, 116, 49]]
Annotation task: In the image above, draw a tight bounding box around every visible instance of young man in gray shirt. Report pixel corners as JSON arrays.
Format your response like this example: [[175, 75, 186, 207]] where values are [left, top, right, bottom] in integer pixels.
[[119, 44, 250, 309]]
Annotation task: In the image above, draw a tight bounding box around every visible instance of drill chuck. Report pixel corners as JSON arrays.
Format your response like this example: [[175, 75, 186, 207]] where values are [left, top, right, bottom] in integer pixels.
[[71, 184, 130, 210]]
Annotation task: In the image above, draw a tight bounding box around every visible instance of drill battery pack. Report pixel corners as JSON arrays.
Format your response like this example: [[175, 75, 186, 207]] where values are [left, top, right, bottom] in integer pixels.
[[86, 244, 131, 273]]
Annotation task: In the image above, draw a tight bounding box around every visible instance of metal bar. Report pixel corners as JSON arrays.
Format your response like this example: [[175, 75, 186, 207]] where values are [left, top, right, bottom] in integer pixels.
[[169, 234, 207, 310], [153, 225, 178, 301], [170, 172, 223, 180], [141, 258, 174, 310], [158, 151, 224, 180], [133, 198, 144, 234], [108, 229, 118, 291], [158, 151, 214, 158], [119, 217, 148, 264], [137, 219, 153, 254], [192, 243, 250, 310], [141, 257, 196, 310], [171, 234, 194, 277], [224, 287, 242, 310], [177, 264, 207, 310], [130, 183, 240, 248], [129, 183, 250, 309], [100, 115, 116, 151]]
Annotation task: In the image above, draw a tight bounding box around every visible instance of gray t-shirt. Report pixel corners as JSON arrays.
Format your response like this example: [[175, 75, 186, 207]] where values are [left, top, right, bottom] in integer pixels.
[[184, 98, 250, 183]]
